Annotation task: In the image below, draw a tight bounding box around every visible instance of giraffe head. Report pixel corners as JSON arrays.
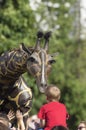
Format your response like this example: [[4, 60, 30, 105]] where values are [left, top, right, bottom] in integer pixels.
[[22, 32, 57, 93]]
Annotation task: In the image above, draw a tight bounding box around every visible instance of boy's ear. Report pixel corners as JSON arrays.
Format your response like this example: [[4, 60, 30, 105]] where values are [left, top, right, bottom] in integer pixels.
[[46, 96, 48, 100], [58, 95, 61, 100]]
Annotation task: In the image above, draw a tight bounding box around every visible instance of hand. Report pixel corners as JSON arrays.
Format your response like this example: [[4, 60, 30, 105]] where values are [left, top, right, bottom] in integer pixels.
[[7, 109, 15, 121], [16, 110, 23, 121]]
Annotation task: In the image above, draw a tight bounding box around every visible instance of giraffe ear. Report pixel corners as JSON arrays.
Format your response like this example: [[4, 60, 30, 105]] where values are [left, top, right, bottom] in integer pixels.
[[50, 52, 59, 57], [20, 43, 31, 55]]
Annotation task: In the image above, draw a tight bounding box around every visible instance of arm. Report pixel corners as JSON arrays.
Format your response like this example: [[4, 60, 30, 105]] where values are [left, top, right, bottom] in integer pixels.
[[16, 110, 25, 130], [40, 119, 46, 128], [38, 106, 46, 128]]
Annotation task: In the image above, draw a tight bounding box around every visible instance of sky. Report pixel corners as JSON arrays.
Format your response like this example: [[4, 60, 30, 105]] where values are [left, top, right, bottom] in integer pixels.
[[29, 0, 86, 34], [29, 0, 86, 25], [81, 0, 86, 27]]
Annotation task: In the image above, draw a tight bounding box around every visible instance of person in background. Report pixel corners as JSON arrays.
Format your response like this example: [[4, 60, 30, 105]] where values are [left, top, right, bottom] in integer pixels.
[[0, 109, 25, 130], [0, 112, 9, 128], [77, 121, 86, 130], [26, 114, 40, 130], [0, 112, 15, 130], [37, 84, 69, 130], [0, 122, 9, 130], [8, 109, 25, 130]]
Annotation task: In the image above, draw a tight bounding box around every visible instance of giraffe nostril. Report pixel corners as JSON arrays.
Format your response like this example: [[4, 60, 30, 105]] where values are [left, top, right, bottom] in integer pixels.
[[39, 85, 47, 93], [41, 83, 47, 87]]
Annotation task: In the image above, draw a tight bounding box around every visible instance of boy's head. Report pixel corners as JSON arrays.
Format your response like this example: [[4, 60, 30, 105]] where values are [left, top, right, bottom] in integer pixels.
[[45, 85, 61, 101]]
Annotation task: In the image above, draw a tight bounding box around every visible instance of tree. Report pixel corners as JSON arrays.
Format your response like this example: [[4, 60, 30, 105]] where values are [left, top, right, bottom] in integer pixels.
[[0, 0, 36, 52], [29, 0, 86, 130]]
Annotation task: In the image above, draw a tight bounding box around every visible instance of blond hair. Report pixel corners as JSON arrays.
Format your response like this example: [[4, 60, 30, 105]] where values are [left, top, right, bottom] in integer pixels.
[[45, 85, 61, 101], [80, 121, 86, 126]]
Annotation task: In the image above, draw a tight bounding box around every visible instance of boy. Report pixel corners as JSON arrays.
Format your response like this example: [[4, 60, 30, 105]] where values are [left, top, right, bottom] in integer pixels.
[[37, 85, 69, 130]]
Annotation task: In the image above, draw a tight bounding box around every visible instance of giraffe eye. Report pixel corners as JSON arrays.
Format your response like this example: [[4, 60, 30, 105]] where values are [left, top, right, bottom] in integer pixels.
[[28, 57, 36, 62], [28, 57, 38, 63], [48, 59, 56, 64]]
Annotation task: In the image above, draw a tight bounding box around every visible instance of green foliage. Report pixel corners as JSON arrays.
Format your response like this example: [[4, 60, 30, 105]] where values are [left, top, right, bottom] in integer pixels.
[[0, 0, 36, 51]]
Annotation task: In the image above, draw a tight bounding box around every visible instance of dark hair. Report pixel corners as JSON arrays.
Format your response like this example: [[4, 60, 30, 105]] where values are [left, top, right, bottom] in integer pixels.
[[0, 113, 9, 120], [52, 126, 68, 130]]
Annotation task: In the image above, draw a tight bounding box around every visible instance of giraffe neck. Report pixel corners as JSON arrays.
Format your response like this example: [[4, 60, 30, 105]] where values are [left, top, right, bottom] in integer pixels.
[[0, 48, 29, 84]]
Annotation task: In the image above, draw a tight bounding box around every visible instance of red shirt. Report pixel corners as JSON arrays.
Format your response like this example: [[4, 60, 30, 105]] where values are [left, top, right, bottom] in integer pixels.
[[38, 101, 69, 130]]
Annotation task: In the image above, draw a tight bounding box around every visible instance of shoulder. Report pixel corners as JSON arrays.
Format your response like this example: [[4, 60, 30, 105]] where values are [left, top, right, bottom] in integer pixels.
[[57, 102, 67, 108], [40, 103, 47, 108], [39, 103, 49, 111]]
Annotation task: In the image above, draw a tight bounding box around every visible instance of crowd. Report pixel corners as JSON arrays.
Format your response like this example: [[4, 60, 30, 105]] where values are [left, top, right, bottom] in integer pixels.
[[0, 84, 85, 130]]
